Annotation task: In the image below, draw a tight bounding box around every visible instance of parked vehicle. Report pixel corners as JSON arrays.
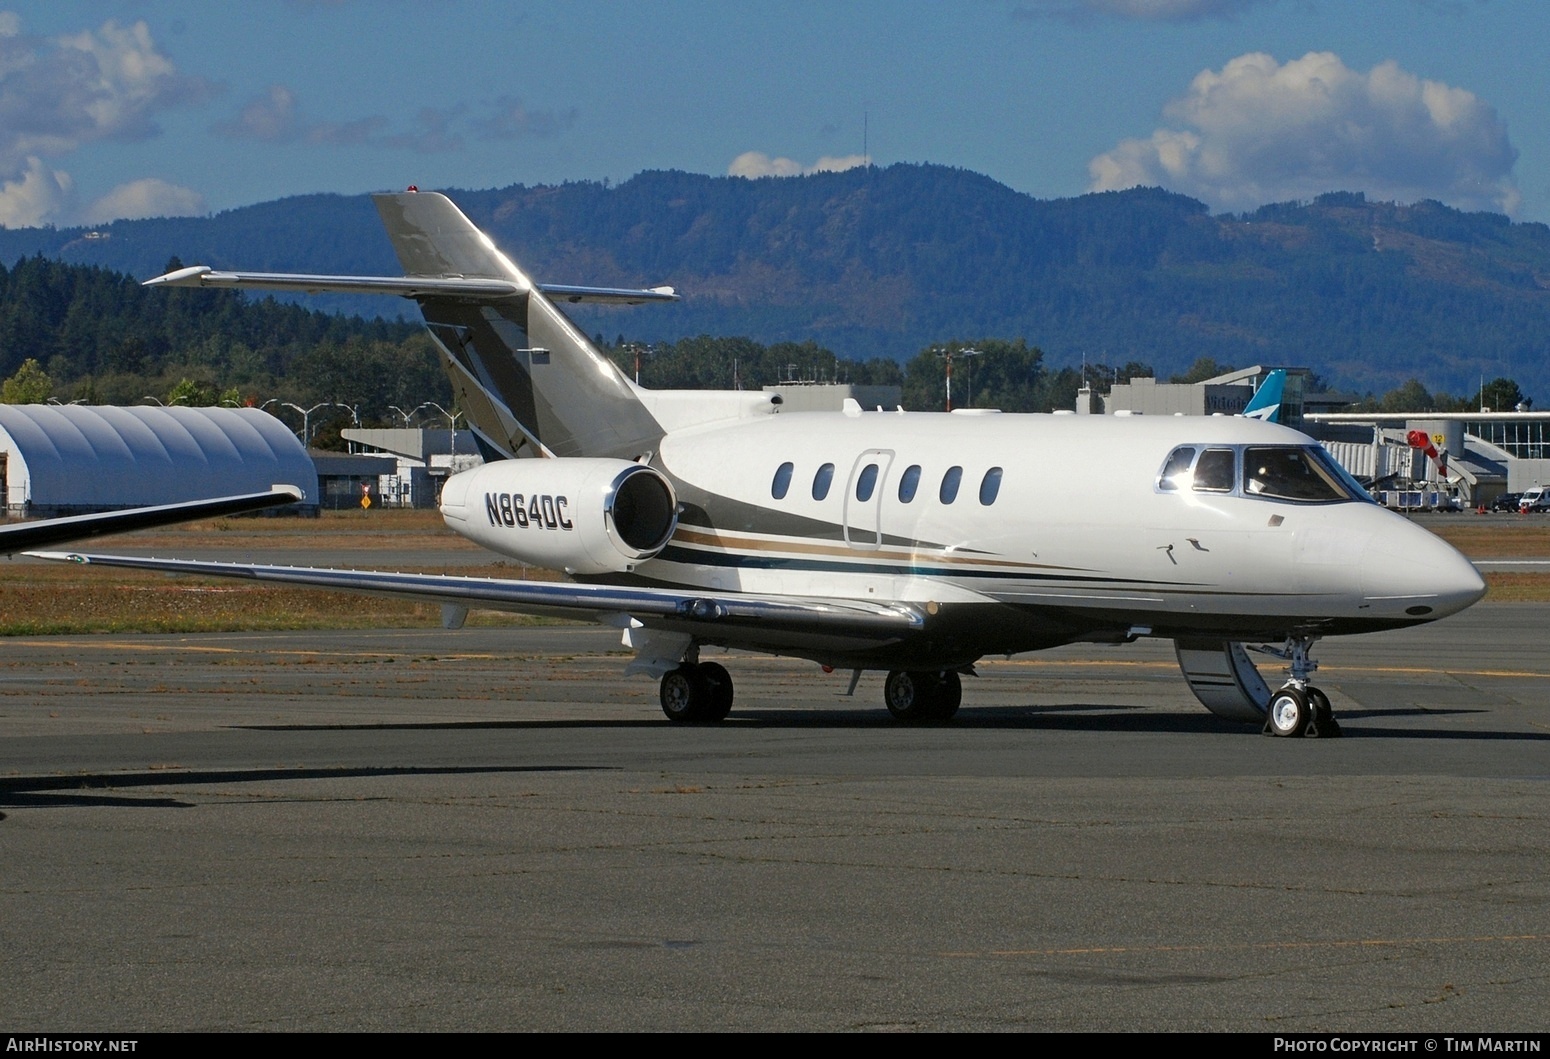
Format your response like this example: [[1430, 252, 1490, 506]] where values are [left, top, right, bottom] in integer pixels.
[[1490, 492, 1523, 513], [1518, 487, 1550, 513]]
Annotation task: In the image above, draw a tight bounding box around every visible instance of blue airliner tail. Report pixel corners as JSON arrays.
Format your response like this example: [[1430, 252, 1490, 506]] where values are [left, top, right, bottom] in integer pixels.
[[1241, 370, 1286, 423]]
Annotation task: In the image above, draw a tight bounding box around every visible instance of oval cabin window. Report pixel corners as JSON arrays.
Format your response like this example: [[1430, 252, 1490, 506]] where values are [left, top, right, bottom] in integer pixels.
[[979, 467, 1003, 505], [771, 461, 794, 500], [812, 463, 835, 501]]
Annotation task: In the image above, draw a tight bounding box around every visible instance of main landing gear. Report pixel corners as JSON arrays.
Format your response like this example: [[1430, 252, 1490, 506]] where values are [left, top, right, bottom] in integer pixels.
[[882, 669, 962, 722], [1259, 636, 1341, 739], [659, 661, 734, 723]]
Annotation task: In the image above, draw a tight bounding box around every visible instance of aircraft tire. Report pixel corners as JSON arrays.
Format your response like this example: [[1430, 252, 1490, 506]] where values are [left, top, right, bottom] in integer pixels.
[[932, 671, 962, 720], [660, 666, 708, 723], [880, 676, 948, 725], [1304, 686, 1341, 738], [1266, 686, 1309, 738], [698, 662, 734, 721]]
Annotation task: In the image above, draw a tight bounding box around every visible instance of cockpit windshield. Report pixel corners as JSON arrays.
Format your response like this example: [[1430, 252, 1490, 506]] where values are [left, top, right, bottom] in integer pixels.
[[1157, 444, 1368, 504], [1242, 447, 1356, 502]]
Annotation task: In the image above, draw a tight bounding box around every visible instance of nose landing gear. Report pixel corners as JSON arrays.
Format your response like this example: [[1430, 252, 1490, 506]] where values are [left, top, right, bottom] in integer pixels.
[[1259, 636, 1341, 738]]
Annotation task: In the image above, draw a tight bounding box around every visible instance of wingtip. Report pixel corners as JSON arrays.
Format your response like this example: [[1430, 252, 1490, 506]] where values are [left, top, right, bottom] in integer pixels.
[[143, 265, 212, 288]]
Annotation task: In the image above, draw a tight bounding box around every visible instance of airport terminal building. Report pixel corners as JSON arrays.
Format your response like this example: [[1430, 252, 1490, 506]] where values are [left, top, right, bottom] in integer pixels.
[[1099, 365, 1548, 509]]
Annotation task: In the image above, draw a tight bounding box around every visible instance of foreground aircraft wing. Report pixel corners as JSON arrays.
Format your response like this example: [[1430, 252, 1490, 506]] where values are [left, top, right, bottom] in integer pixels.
[[1, 490, 301, 555], [144, 266, 679, 304], [27, 551, 923, 637]]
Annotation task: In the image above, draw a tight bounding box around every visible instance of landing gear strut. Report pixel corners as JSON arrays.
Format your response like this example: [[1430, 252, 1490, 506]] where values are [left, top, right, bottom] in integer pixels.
[[659, 661, 734, 723], [883, 670, 962, 722], [1259, 636, 1340, 739]]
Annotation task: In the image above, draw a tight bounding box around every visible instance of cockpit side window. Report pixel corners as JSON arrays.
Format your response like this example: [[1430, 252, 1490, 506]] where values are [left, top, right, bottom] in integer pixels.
[[1157, 447, 1196, 491], [1243, 447, 1353, 502], [1192, 448, 1235, 492]]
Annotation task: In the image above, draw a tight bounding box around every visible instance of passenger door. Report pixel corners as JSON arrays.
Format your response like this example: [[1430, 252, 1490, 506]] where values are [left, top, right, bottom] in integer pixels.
[[843, 449, 894, 549]]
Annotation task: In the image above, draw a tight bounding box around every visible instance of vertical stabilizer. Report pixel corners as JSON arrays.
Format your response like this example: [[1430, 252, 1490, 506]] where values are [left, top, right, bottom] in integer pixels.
[[374, 192, 664, 460], [1241, 369, 1286, 424]]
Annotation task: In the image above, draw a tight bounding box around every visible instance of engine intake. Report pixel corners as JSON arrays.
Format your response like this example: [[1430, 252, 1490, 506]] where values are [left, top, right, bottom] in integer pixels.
[[440, 458, 678, 574]]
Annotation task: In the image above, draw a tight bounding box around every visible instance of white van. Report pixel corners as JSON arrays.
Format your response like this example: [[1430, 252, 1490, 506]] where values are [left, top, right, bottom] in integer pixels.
[[1519, 486, 1550, 513]]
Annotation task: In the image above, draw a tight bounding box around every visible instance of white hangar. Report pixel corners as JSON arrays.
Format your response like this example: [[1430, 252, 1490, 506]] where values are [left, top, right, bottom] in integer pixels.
[[0, 405, 317, 517]]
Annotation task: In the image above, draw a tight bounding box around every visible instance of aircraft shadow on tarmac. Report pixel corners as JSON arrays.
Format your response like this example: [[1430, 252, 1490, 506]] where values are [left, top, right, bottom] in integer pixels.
[[224, 701, 1540, 739], [0, 764, 613, 811]]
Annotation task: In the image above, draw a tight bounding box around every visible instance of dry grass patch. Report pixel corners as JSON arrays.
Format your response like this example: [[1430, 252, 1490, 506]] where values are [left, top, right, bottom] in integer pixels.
[[1421, 518, 1550, 560], [1480, 572, 1550, 602]]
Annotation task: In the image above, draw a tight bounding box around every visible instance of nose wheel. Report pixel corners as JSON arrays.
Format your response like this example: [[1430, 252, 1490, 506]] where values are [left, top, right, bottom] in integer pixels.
[[1261, 637, 1341, 738]]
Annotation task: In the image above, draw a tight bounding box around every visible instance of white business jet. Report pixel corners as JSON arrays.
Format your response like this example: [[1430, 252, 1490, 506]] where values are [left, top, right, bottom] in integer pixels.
[[39, 191, 1485, 737]]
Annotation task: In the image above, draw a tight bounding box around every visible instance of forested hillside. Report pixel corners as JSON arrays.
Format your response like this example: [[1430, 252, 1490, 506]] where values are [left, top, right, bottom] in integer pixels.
[[3, 164, 1548, 397], [0, 255, 445, 421]]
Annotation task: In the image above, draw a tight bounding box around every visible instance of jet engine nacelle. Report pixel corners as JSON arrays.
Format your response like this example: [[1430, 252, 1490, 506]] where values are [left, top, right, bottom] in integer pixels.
[[440, 458, 678, 575]]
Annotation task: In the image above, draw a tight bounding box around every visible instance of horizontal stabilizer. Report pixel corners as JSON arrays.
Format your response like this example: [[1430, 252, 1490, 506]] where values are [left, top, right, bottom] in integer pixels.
[[143, 267, 677, 304]]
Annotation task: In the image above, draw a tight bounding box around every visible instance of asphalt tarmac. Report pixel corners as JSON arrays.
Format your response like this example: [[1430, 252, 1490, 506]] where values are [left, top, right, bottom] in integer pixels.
[[1, 606, 1545, 1032]]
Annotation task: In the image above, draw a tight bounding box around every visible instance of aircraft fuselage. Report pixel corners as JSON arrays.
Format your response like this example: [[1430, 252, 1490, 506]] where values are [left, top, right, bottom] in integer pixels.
[[449, 407, 1484, 670]]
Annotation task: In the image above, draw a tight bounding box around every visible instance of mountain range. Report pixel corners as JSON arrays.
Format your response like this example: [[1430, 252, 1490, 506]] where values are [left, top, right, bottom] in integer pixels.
[[3, 164, 1548, 399]]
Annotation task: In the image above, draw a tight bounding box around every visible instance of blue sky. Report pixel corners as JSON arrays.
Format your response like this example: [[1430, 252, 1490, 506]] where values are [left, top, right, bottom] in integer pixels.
[[3, 0, 1545, 227]]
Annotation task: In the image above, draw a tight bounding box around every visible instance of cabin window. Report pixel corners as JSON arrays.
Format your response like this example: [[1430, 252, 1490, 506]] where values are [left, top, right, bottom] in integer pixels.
[[1192, 449, 1235, 492], [771, 462, 794, 500], [812, 462, 835, 501], [898, 464, 922, 503], [979, 467, 1003, 506], [1243, 447, 1353, 502], [940, 466, 963, 504], [1157, 447, 1196, 491], [855, 463, 879, 502]]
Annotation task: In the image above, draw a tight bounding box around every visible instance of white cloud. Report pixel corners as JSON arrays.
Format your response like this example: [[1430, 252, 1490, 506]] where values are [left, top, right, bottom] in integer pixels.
[[0, 156, 72, 228], [211, 84, 300, 143], [1088, 51, 1520, 214], [1017, 0, 1268, 23], [0, 14, 211, 227], [728, 152, 869, 178], [81, 178, 205, 224], [0, 17, 212, 171], [217, 87, 575, 153], [474, 96, 578, 140]]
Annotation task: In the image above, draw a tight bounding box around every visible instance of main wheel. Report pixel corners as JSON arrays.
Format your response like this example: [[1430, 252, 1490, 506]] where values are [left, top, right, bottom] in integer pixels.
[[660, 666, 708, 723], [1266, 686, 1309, 737], [698, 661, 734, 721], [884, 670, 937, 721], [932, 670, 962, 720]]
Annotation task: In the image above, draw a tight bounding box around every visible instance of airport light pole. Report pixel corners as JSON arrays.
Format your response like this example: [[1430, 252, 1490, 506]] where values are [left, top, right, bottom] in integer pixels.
[[958, 348, 983, 409], [935, 347, 981, 411], [624, 342, 653, 385], [332, 403, 360, 453], [419, 401, 463, 457], [281, 401, 331, 448]]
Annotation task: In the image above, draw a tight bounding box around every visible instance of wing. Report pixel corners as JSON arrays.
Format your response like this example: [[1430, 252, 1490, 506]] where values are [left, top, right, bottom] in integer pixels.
[[1, 490, 300, 554], [28, 550, 922, 642]]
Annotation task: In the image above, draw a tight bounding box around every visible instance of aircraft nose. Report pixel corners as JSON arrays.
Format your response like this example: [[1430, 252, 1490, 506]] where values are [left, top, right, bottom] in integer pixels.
[[1360, 521, 1486, 619]]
